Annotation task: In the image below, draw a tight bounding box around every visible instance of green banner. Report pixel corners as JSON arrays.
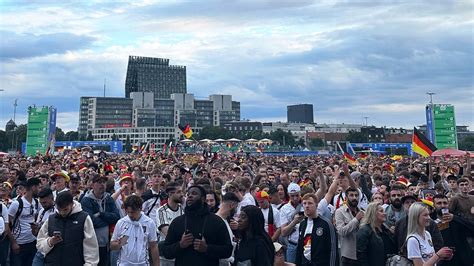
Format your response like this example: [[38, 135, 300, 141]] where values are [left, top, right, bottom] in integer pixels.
[[26, 106, 50, 155], [432, 104, 457, 149]]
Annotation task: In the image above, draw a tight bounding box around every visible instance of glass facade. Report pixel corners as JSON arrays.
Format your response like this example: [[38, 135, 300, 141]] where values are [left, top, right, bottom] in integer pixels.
[[125, 56, 186, 99], [287, 104, 314, 124]]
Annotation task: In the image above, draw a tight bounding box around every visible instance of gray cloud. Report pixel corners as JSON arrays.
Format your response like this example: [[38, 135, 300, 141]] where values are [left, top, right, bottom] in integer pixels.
[[0, 31, 96, 60], [0, 0, 472, 131]]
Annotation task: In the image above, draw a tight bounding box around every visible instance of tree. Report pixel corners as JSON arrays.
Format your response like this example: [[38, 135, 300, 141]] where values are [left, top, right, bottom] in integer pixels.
[[65, 131, 79, 141], [197, 126, 230, 140], [296, 138, 306, 147], [269, 129, 295, 146], [310, 138, 324, 147], [13, 124, 27, 151], [346, 130, 367, 143], [86, 132, 94, 141], [124, 135, 132, 153], [0, 130, 8, 152], [459, 136, 474, 151], [55, 127, 66, 141]]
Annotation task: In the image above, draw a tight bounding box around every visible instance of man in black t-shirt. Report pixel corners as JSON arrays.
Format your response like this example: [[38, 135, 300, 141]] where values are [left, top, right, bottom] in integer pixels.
[[295, 193, 338, 266]]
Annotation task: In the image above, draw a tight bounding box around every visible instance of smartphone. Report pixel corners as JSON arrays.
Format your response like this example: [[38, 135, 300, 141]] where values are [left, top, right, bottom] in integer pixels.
[[53, 231, 61, 237], [298, 211, 305, 216]]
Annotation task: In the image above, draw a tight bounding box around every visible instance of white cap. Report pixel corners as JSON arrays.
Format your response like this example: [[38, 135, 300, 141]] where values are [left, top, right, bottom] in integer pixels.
[[287, 182, 301, 194]]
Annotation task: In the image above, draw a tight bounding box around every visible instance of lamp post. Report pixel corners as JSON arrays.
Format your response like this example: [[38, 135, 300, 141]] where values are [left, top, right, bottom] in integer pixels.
[[426, 92, 436, 105]]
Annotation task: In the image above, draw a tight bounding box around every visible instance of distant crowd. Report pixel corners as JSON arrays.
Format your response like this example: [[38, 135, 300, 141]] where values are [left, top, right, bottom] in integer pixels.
[[0, 149, 473, 266]]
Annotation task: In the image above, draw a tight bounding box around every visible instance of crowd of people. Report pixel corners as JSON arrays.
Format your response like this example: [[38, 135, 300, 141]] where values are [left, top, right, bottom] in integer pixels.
[[0, 148, 473, 266]]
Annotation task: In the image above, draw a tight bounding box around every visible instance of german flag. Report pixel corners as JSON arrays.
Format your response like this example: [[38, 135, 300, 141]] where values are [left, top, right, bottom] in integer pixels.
[[344, 152, 357, 165], [412, 127, 437, 157], [178, 124, 193, 139]]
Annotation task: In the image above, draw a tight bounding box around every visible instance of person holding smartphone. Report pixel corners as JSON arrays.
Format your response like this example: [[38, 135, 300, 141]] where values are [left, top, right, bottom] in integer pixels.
[[406, 203, 453, 266], [432, 194, 473, 266], [36, 191, 99, 266]]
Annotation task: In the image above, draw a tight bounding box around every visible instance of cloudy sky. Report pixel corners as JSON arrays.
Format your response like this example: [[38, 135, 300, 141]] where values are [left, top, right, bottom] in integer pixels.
[[0, 0, 473, 132]]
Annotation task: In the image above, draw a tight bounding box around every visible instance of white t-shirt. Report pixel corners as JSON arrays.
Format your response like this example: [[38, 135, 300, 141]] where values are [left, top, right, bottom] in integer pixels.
[[303, 218, 314, 261], [142, 190, 161, 222], [219, 216, 236, 266], [52, 188, 69, 200], [1, 202, 8, 224], [0, 202, 7, 235], [35, 207, 55, 225], [155, 204, 184, 241], [115, 196, 126, 218], [407, 231, 435, 263], [261, 206, 281, 234], [235, 192, 256, 219], [280, 202, 301, 243], [111, 213, 158, 266], [8, 197, 40, 244]]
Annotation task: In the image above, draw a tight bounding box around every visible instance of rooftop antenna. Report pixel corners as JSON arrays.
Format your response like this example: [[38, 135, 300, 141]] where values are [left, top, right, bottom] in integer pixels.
[[363, 116, 369, 126], [103, 78, 106, 97], [13, 99, 18, 122]]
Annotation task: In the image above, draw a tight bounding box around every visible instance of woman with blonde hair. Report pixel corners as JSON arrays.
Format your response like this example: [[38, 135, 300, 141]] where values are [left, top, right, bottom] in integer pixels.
[[356, 202, 396, 266], [406, 203, 453, 266]]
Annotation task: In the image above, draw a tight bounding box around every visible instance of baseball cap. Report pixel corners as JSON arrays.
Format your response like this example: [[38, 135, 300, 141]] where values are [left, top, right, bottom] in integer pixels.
[[287, 183, 301, 194]]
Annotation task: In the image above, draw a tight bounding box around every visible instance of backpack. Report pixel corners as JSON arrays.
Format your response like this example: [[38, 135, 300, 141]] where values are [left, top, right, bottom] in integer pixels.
[[11, 196, 39, 232], [385, 236, 421, 266]]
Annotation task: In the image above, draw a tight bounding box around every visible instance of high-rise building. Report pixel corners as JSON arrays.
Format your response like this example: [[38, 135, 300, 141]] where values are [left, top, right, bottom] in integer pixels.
[[287, 104, 314, 124], [125, 56, 186, 99], [78, 97, 91, 139]]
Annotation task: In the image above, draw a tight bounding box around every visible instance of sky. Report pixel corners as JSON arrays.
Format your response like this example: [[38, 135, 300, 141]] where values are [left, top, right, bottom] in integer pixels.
[[0, 0, 473, 132]]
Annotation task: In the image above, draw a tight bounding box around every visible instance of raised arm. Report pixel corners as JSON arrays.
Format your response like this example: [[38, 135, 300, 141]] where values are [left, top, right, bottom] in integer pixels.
[[343, 163, 358, 189], [315, 167, 327, 201]]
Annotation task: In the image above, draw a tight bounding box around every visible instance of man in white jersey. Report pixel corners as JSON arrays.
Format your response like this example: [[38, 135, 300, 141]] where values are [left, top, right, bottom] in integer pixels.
[[8, 178, 41, 266], [155, 182, 184, 266], [111, 195, 160, 266]]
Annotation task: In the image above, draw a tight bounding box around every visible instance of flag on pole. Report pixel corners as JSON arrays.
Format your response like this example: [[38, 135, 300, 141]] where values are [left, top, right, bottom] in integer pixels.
[[178, 124, 193, 139], [412, 127, 437, 157]]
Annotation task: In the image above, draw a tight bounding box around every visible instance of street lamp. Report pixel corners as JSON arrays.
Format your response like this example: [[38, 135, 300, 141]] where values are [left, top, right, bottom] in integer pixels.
[[426, 92, 436, 105]]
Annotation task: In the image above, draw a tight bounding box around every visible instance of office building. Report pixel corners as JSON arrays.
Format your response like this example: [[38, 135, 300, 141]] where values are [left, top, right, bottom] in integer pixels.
[[125, 56, 186, 99], [287, 104, 314, 124], [78, 97, 133, 137], [82, 93, 240, 145]]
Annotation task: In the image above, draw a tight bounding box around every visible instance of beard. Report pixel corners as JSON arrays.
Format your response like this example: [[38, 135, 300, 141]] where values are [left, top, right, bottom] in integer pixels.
[[392, 199, 402, 209], [173, 196, 183, 204], [186, 198, 203, 211], [348, 199, 358, 208]]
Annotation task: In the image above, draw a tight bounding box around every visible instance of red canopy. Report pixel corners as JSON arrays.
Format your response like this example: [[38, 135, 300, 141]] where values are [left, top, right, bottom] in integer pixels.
[[431, 148, 468, 157]]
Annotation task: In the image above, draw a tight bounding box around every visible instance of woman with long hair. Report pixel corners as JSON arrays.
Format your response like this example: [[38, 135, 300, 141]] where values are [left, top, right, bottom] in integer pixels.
[[234, 205, 275, 266], [406, 203, 453, 266], [356, 202, 396, 266]]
